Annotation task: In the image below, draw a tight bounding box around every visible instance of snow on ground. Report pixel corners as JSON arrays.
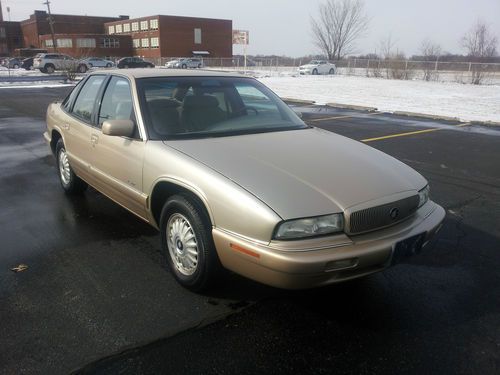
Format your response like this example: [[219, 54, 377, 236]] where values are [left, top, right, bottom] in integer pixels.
[[258, 74, 500, 123]]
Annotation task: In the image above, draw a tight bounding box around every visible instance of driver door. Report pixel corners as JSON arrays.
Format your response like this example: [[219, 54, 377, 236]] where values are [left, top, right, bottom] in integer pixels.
[[89, 76, 148, 219]]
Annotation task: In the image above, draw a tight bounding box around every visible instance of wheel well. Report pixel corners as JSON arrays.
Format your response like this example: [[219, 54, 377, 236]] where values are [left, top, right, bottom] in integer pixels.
[[150, 182, 212, 227], [50, 130, 62, 155]]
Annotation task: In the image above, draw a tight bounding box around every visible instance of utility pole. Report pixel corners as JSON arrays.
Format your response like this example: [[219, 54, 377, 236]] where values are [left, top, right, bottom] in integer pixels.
[[0, 0, 4, 22], [43, 1, 57, 51]]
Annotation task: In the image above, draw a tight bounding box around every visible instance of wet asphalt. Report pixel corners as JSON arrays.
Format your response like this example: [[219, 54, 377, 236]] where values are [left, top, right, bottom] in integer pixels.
[[0, 87, 499, 375]]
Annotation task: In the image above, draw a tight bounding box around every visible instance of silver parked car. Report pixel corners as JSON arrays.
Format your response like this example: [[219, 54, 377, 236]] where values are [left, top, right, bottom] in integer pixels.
[[82, 57, 115, 68], [166, 58, 204, 69], [44, 69, 445, 292]]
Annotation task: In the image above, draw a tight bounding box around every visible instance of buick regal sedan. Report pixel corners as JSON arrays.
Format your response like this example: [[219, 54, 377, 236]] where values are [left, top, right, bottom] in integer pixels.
[[44, 69, 445, 291]]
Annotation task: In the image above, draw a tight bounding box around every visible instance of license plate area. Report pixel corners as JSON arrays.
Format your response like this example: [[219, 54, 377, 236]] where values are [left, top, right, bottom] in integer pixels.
[[391, 233, 426, 265]]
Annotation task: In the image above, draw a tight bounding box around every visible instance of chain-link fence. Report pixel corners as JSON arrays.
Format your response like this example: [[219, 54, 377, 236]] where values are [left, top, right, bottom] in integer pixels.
[[146, 56, 500, 85]]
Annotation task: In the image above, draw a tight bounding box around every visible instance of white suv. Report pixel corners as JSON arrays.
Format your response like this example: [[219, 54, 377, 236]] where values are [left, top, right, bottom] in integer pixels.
[[33, 53, 89, 74], [165, 58, 204, 69]]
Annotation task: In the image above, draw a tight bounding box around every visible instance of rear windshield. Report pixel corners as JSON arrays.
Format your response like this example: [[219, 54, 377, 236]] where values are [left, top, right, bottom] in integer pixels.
[[137, 76, 307, 140]]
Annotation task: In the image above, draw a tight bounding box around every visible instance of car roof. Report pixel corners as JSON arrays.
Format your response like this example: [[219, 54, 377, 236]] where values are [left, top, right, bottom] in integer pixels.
[[88, 68, 245, 79]]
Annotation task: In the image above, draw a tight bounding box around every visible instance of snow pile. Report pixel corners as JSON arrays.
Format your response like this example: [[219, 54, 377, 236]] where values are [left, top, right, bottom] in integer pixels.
[[258, 75, 500, 123]]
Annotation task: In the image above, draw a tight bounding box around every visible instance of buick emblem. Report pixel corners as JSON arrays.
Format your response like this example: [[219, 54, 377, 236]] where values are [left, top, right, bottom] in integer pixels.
[[389, 207, 400, 220]]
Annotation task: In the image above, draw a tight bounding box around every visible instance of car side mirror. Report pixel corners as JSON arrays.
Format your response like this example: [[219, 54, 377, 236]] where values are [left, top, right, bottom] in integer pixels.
[[102, 119, 135, 137], [294, 110, 303, 119]]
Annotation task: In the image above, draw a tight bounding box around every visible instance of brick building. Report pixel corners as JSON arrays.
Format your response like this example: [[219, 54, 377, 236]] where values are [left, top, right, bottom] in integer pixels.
[[0, 7, 233, 59], [104, 15, 233, 58], [0, 21, 22, 55], [20, 10, 127, 49], [38, 33, 132, 58]]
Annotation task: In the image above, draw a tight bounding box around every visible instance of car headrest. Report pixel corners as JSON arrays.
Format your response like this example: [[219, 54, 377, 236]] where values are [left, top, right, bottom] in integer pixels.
[[183, 95, 219, 109]]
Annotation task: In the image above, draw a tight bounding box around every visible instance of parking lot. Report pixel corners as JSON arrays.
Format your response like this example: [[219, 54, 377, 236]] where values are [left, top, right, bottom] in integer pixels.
[[1, 86, 499, 374]]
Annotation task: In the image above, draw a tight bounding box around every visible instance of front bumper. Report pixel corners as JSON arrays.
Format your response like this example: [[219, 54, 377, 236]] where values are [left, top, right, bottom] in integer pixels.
[[213, 201, 445, 289]]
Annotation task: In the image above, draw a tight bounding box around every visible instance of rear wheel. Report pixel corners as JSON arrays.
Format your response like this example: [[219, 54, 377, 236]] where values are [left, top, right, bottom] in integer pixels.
[[181, 64, 187, 69], [45, 64, 55, 74], [106, 63, 112, 67], [55, 139, 88, 194], [77, 64, 87, 73], [160, 194, 221, 292], [329, 68, 335, 75], [13, 64, 19, 69], [123, 64, 129, 69], [312, 68, 318, 75]]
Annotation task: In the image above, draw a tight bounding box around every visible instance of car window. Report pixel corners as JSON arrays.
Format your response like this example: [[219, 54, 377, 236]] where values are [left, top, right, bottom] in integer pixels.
[[62, 78, 86, 111], [138, 77, 306, 140], [71, 75, 106, 123], [98, 76, 138, 135]]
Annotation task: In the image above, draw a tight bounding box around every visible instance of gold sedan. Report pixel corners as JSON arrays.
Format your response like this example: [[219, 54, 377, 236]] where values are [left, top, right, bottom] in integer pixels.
[[44, 69, 445, 291]]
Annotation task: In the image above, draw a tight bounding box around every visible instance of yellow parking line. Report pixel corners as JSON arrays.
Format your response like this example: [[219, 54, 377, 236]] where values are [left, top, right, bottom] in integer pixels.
[[307, 112, 381, 123], [361, 123, 471, 143]]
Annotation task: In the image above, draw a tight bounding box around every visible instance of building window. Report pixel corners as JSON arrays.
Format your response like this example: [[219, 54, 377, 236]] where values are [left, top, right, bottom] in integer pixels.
[[101, 38, 120, 48], [150, 37, 159, 48], [140, 20, 148, 31], [76, 38, 96, 48], [0, 27, 5, 38], [150, 19, 159, 30], [133, 39, 140, 48], [115, 24, 123, 33], [45, 39, 54, 48], [131, 22, 139, 31], [141, 38, 149, 48], [123, 23, 130, 32], [108, 25, 115, 34], [57, 38, 73, 48], [194, 28, 202, 44]]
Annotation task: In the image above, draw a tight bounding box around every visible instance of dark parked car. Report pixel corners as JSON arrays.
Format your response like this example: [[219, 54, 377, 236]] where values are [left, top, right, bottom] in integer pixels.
[[117, 57, 155, 69], [22, 57, 34, 70]]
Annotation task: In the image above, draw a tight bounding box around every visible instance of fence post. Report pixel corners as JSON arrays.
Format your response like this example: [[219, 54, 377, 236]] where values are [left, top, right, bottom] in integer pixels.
[[468, 62, 472, 72], [353, 58, 357, 69]]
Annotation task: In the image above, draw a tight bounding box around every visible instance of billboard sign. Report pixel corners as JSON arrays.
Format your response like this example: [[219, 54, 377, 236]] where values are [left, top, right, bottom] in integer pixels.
[[232, 30, 249, 45]]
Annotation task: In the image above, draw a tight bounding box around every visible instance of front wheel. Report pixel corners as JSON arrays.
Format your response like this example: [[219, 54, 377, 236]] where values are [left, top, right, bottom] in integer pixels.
[[160, 195, 221, 292], [312, 69, 318, 75], [329, 68, 335, 75], [181, 64, 187, 69], [56, 139, 88, 194], [77, 64, 87, 73]]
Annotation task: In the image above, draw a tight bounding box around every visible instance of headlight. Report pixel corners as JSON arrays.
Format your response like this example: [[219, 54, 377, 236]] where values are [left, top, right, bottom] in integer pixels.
[[418, 185, 430, 208], [274, 213, 344, 240]]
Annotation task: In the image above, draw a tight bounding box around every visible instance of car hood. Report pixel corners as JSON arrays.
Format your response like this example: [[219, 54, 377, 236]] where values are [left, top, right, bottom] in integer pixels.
[[165, 128, 426, 220]]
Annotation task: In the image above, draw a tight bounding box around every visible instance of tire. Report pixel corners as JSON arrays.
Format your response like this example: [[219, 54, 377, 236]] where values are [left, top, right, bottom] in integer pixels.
[[160, 194, 221, 292], [55, 139, 88, 194], [13, 64, 19, 69], [197, 64, 202, 69], [312, 69, 318, 75], [123, 64, 129, 69], [77, 64, 87, 73], [329, 68, 335, 75], [106, 63, 112, 68], [39, 68, 47, 73], [45, 64, 55, 74], [181, 64, 187, 69]]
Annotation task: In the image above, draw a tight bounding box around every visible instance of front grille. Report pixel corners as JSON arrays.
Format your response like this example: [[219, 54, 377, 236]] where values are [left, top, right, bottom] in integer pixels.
[[348, 195, 419, 234]]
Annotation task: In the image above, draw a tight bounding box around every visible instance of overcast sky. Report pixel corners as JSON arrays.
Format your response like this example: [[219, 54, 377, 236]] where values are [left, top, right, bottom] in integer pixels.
[[3, 0, 499, 57]]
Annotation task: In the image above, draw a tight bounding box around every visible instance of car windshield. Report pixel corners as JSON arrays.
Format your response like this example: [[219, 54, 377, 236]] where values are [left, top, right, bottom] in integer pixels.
[[137, 76, 307, 140], [309, 60, 320, 64]]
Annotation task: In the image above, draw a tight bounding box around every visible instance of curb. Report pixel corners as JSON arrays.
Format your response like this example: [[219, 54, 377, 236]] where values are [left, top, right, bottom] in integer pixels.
[[470, 120, 500, 127], [392, 111, 460, 122], [326, 102, 378, 112], [282, 97, 316, 105]]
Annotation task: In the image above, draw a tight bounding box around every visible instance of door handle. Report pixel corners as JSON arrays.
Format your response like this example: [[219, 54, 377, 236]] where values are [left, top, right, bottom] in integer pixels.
[[90, 134, 99, 147]]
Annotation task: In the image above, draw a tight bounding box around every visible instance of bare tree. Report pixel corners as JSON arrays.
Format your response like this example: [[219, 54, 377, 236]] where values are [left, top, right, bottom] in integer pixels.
[[311, 0, 370, 61], [420, 38, 441, 81], [461, 20, 498, 84]]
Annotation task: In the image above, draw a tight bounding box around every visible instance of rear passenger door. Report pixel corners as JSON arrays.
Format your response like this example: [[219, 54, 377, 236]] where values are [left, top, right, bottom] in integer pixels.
[[90, 76, 148, 219], [63, 75, 107, 183]]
